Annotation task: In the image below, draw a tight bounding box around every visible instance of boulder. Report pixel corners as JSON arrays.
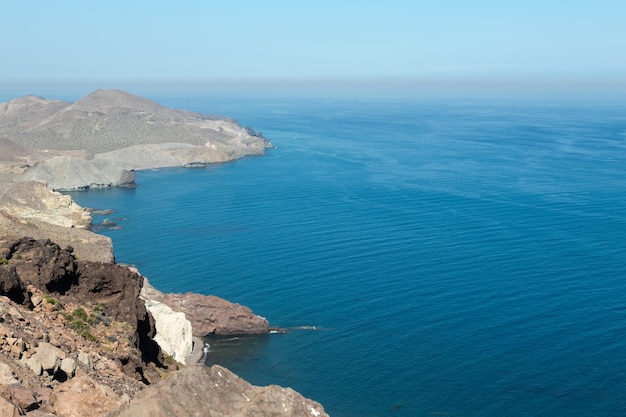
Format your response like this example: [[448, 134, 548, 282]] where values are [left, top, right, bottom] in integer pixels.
[[0, 363, 17, 385], [22, 355, 42, 377], [49, 375, 122, 417], [33, 343, 65, 375], [108, 365, 328, 417], [60, 357, 76, 378], [77, 350, 92, 368], [4, 384, 38, 412]]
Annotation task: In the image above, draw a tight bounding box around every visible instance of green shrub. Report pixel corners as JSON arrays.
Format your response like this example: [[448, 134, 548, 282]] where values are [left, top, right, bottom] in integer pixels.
[[61, 307, 98, 342], [69, 319, 97, 341], [43, 294, 57, 305], [72, 307, 88, 321]]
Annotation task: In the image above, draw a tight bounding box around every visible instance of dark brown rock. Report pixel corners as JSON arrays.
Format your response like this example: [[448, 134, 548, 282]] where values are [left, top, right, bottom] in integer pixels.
[[2, 237, 77, 295], [0, 266, 27, 305]]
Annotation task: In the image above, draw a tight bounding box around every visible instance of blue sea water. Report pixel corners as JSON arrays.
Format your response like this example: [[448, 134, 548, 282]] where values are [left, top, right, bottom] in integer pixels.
[[67, 96, 626, 417]]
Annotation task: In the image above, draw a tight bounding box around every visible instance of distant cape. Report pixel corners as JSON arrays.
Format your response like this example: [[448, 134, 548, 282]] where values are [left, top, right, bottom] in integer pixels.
[[0, 89, 272, 190]]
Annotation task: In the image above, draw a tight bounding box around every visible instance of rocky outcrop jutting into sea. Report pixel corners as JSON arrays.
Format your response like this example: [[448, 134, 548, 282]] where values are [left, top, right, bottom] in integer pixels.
[[0, 89, 272, 191], [0, 238, 328, 416]]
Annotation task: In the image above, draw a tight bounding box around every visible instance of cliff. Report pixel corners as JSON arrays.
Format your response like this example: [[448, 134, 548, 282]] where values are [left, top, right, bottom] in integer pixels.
[[0, 238, 328, 417]]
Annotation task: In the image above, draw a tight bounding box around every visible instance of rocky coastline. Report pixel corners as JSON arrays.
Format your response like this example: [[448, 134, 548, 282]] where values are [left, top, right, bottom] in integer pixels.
[[0, 91, 329, 416]]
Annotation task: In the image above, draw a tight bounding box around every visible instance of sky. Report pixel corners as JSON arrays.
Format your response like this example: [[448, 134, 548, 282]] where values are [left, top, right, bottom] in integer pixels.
[[1, 0, 625, 97]]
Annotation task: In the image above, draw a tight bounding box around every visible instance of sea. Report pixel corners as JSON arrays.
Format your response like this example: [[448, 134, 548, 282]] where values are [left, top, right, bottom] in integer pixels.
[[66, 94, 626, 417]]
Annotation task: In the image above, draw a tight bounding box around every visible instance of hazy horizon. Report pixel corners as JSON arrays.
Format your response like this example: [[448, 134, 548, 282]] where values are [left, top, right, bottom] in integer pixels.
[[2, 1, 624, 101], [2, 77, 626, 104]]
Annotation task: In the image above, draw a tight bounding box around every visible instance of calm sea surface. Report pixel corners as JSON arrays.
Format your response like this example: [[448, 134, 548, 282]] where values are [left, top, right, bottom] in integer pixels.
[[68, 96, 626, 417]]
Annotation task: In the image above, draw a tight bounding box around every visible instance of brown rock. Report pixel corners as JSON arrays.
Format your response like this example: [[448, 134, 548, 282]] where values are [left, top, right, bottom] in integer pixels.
[[5, 383, 38, 412], [0, 238, 163, 381], [142, 279, 269, 337], [30, 294, 43, 307], [4, 238, 78, 295], [50, 375, 121, 417], [108, 365, 328, 417], [0, 363, 18, 385], [0, 396, 19, 417], [9, 338, 25, 359]]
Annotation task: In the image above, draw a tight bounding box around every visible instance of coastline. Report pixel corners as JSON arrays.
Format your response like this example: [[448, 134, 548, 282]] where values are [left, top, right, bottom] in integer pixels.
[[188, 336, 207, 365], [0, 90, 329, 416]]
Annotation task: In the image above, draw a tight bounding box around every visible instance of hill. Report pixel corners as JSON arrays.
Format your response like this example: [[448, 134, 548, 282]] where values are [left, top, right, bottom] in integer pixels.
[[0, 89, 270, 154]]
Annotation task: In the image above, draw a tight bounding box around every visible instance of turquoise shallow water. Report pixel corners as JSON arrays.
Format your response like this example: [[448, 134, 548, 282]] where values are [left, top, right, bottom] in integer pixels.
[[68, 96, 626, 417]]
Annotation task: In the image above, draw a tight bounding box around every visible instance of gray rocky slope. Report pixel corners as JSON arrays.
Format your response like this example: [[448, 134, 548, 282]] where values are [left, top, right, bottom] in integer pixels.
[[0, 89, 271, 190]]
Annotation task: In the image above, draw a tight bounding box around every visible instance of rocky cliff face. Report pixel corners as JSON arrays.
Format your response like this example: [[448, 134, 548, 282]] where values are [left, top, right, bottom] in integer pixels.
[[0, 90, 328, 415], [141, 297, 193, 366], [0, 181, 114, 262], [0, 237, 327, 416], [0, 238, 162, 381]]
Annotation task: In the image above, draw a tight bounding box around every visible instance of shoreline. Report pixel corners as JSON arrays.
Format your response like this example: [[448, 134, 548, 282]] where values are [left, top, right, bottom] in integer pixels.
[[0, 90, 331, 416], [188, 336, 206, 365]]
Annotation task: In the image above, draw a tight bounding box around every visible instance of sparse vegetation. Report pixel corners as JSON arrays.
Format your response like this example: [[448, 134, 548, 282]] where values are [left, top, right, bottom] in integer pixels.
[[61, 305, 108, 342], [43, 294, 64, 311], [0, 258, 8, 265]]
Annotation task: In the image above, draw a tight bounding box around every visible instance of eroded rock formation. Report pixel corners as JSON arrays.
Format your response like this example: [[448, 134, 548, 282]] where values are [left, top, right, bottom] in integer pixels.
[[108, 365, 329, 417], [141, 279, 270, 337]]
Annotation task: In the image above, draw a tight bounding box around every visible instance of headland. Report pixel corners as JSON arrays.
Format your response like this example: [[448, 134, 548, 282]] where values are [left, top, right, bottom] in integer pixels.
[[0, 90, 328, 416]]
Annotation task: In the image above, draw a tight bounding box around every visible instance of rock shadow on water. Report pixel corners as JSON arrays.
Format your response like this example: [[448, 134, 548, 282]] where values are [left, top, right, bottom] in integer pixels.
[[201, 334, 271, 367]]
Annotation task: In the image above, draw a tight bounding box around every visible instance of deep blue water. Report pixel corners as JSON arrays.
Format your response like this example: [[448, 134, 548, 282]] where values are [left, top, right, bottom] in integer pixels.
[[68, 96, 626, 417]]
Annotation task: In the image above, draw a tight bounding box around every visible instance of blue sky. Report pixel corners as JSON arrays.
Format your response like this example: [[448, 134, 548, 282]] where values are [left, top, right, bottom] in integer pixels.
[[1, 1, 625, 96]]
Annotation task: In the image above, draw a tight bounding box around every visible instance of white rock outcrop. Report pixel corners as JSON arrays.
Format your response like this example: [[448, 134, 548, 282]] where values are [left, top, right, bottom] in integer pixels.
[[142, 298, 193, 365]]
